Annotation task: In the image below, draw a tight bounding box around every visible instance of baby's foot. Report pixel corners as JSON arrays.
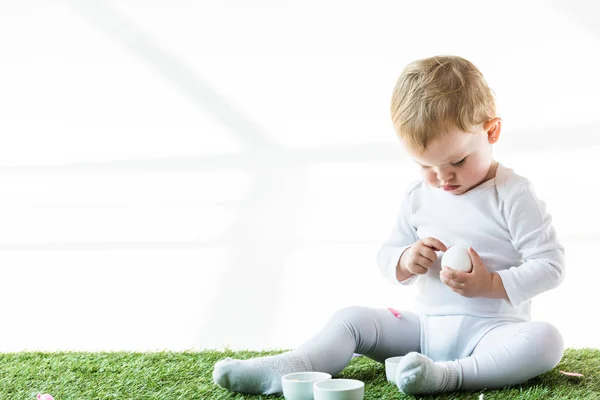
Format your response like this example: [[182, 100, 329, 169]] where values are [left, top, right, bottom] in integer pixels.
[[395, 352, 460, 394], [213, 351, 313, 394]]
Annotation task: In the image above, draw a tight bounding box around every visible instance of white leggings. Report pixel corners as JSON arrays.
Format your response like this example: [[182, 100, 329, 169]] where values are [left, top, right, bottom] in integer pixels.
[[296, 306, 564, 390]]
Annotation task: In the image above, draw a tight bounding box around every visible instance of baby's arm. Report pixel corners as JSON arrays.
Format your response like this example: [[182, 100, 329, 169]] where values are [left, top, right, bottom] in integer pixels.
[[496, 182, 565, 306], [376, 194, 420, 285]]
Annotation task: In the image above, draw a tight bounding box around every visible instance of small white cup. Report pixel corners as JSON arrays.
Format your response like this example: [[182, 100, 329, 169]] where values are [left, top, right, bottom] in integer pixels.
[[313, 378, 364, 400], [385, 356, 404, 383], [282, 372, 332, 400]]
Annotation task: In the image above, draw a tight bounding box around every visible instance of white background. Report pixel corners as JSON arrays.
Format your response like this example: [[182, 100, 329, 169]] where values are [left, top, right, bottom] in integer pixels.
[[0, 0, 598, 351]]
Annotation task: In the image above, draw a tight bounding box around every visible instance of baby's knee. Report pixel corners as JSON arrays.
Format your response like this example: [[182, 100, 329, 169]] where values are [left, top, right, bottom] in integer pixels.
[[329, 306, 376, 332], [529, 322, 564, 369]]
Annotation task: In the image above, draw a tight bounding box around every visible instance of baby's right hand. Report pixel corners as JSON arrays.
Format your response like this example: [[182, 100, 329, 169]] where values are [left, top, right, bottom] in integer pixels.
[[400, 237, 448, 276]]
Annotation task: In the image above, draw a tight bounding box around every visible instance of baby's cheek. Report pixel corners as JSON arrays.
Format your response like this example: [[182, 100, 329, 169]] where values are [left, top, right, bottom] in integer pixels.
[[422, 170, 437, 185], [462, 165, 485, 184], [463, 169, 479, 182], [470, 158, 492, 180]]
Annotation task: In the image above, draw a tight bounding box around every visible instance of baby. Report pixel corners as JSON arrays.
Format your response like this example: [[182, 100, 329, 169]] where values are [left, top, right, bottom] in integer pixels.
[[213, 55, 564, 395]]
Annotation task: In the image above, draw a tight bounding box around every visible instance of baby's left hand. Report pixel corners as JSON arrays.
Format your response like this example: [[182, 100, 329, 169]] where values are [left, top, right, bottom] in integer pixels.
[[439, 247, 493, 298]]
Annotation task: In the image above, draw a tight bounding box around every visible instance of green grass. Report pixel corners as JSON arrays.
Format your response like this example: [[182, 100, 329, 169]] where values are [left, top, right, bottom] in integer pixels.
[[0, 348, 597, 399]]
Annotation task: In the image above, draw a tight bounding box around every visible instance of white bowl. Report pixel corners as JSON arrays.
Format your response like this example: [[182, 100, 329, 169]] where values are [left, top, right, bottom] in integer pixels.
[[313, 378, 364, 400], [282, 372, 332, 400], [385, 356, 404, 383]]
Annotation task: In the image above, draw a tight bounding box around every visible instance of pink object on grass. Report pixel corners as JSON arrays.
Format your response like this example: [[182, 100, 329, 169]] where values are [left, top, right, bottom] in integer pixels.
[[37, 394, 54, 400], [559, 370, 584, 377]]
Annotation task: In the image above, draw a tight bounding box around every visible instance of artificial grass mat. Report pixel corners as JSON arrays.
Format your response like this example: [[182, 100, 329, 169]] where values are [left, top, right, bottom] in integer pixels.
[[0, 348, 597, 399]]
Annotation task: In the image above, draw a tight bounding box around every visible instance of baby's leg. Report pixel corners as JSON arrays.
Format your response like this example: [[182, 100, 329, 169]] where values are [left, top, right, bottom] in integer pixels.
[[213, 306, 421, 394], [298, 306, 421, 372], [459, 321, 564, 390]]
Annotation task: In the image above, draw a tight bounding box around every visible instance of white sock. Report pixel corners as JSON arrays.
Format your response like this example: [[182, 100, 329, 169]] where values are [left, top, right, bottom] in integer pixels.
[[395, 352, 461, 394], [212, 351, 314, 394]]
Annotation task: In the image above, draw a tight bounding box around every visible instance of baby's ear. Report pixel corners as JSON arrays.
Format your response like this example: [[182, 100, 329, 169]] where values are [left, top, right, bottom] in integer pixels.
[[485, 118, 502, 144]]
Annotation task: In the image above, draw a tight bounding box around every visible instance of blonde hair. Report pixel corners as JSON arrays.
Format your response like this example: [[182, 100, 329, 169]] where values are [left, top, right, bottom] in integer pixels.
[[390, 55, 496, 152]]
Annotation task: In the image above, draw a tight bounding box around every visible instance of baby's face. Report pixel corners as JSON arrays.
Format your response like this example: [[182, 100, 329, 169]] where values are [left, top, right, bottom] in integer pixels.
[[405, 125, 496, 195]]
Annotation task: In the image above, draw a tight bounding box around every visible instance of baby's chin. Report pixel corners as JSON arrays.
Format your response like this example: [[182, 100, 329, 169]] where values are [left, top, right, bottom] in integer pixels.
[[447, 187, 466, 195]]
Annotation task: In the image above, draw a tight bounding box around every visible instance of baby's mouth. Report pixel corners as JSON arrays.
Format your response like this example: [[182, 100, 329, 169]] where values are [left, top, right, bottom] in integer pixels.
[[442, 185, 460, 191]]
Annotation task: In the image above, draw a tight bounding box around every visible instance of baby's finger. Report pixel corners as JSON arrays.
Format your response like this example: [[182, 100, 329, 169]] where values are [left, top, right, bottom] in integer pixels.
[[407, 258, 428, 274], [449, 279, 464, 290], [442, 267, 467, 283], [440, 267, 452, 278], [414, 255, 433, 270], [439, 272, 462, 289], [420, 246, 439, 263], [440, 269, 454, 283], [439, 272, 448, 285], [468, 247, 483, 268], [411, 264, 429, 275], [421, 237, 448, 252]]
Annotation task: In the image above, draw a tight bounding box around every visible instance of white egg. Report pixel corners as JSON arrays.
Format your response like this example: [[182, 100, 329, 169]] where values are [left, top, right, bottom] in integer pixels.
[[441, 245, 472, 272]]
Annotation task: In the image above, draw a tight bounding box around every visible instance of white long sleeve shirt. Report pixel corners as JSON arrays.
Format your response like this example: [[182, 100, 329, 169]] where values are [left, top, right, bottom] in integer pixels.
[[377, 163, 565, 321]]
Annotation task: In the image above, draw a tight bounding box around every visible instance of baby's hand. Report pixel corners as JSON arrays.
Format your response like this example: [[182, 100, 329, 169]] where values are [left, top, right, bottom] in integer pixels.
[[440, 247, 494, 297], [401, 237, 447, 276]]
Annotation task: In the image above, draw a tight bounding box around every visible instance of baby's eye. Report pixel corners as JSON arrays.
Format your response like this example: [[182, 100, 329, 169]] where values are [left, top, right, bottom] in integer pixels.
[[451, 157, 467, 167]]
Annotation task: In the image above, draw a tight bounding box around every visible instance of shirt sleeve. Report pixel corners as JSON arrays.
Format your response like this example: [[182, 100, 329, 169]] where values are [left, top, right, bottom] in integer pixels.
[[497, 182, 565, 307], [376, 192, 420, 285]]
